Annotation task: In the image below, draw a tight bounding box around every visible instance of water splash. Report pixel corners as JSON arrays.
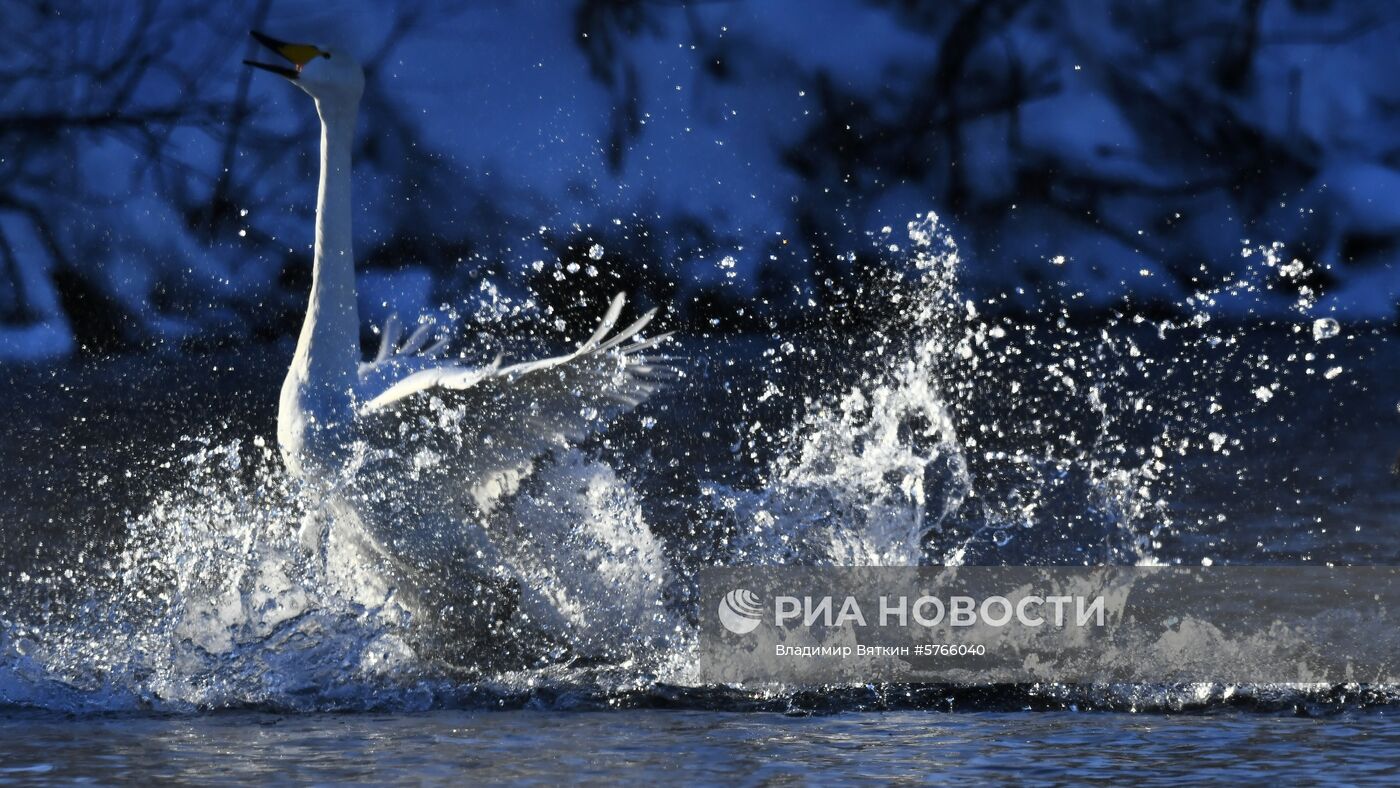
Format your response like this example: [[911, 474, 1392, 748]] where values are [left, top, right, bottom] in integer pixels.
[[1, 213, 1387, 712], [712, 213, 1199, 568], [0, 436, 678, 711], [710, 218, 969, 566]]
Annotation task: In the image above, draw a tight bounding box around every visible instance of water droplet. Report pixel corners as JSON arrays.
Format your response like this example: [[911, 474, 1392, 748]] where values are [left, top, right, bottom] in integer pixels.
[[1312, 317, 1339, 341]]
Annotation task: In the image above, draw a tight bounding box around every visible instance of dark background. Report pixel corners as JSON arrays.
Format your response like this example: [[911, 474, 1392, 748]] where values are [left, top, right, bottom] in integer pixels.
[[2, 0, 1398, 362]]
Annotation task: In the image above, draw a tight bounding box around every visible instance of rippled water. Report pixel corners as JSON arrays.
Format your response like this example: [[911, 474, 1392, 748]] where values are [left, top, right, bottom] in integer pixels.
[[1, 220, 1397, 778], [4, 709, 1400, 783]]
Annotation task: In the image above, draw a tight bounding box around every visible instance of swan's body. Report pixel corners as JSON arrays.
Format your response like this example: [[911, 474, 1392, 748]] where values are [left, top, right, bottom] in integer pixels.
[[246, 33, 671, 658]]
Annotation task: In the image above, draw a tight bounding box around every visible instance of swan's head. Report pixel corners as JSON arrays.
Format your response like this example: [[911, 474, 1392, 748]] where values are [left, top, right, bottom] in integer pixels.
[[244, 30, 363, 106]]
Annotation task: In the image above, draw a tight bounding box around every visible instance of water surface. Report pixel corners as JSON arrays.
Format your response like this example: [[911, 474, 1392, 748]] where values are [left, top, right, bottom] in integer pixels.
[[4, 709, 1399, 784]]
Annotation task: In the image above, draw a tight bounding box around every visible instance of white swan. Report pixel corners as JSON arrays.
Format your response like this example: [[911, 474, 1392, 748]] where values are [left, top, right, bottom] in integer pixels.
[[245, 32, 672, 658]]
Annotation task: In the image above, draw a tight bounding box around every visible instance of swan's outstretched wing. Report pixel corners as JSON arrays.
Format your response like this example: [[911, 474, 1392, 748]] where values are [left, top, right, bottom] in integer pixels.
[[355, 293, 674, 514]]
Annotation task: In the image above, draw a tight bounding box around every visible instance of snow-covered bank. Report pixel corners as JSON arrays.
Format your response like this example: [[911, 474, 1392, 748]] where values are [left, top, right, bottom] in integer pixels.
[[2, 0, 1397, 361]]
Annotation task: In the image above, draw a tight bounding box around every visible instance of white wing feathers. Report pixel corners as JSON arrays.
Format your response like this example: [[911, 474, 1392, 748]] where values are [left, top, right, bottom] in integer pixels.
[[372, 312, 450, 365], [356, 311, 453, 394], [355, 293, 674, 513]]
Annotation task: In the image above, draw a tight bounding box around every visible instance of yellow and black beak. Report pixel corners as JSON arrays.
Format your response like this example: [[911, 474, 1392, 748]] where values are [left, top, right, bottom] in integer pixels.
[[243, 30, 326, 80]]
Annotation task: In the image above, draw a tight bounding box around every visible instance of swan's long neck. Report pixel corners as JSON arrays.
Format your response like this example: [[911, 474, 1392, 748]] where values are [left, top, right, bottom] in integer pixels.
[[301, 98, 360, 389], [279, 96, 360, 475]]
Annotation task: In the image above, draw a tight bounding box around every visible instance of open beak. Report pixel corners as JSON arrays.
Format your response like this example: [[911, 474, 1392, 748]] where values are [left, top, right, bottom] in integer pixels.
[[243, 30, 325, 80]]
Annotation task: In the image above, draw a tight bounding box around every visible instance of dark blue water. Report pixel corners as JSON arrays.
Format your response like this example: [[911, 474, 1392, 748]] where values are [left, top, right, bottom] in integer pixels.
[[3, 709, 1399, 784]]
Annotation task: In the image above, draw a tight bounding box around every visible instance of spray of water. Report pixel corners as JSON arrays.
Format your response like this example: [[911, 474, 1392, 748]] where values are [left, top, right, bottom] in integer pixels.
[[0, 213, 1384, 712]]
